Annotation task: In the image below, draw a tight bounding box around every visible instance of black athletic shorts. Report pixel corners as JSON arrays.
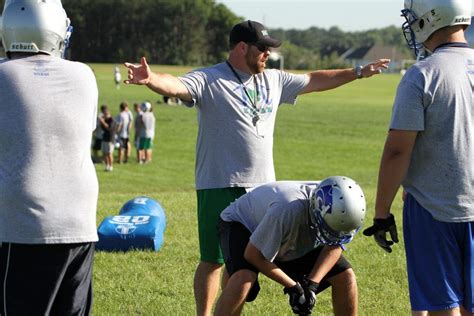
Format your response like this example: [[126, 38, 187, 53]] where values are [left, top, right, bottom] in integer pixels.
[[93, 138, 102, 151], [120, 137, 129, 149], [218, 219, 352, 299], [0, 242, 95, 316]]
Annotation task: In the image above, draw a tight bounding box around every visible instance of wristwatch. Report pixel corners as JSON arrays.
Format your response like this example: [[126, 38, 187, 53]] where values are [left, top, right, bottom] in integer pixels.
[[355, 65, 363, 79]]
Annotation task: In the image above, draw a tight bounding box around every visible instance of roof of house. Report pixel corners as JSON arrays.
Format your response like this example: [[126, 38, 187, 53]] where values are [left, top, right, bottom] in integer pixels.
[[342, 45, 372, 59], [342, 43, 411, 62]]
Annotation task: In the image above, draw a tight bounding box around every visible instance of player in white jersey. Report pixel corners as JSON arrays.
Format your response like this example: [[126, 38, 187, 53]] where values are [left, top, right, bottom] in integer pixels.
[[363, 0, 474, 314], [0, 1, 99, 315], [125, 20, 389, 315]]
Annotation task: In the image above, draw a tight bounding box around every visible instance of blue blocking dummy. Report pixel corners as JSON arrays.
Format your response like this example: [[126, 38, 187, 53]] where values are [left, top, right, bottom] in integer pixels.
[[96, 196, 166, 251]]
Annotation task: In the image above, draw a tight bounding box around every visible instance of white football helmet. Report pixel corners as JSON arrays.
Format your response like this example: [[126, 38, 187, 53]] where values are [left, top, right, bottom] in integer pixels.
[[140, 102, 152, 112], [1, 0, 73, 58], [309, 176, 366, 246], [402, 0, 471, 57]]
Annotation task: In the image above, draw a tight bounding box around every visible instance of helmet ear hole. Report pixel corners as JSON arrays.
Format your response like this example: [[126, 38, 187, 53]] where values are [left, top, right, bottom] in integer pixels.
[[419, 19, 425, 29]]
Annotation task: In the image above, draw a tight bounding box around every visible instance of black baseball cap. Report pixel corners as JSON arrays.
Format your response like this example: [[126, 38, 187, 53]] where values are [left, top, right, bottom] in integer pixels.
[[229, 20, 281, 48]]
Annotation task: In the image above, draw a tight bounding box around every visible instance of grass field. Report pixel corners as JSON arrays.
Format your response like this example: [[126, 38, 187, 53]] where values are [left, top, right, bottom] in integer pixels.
[[91, 63, 408, 315]]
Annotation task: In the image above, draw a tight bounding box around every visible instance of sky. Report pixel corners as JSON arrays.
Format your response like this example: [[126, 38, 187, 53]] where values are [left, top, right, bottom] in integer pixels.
[[216, 0, 474, 32]]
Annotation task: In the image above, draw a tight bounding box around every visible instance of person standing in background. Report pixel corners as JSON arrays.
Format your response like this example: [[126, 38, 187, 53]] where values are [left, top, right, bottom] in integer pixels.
[[137, 101, 156, 164], [99, 105, 115, 172], [115, 101, 133, 164], [114, 66, 121, 90], [133, 102, 143, 163]]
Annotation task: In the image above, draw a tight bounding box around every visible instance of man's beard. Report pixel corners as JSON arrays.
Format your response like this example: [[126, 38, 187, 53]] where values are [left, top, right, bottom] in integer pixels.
[[245, 51, 265, 74]]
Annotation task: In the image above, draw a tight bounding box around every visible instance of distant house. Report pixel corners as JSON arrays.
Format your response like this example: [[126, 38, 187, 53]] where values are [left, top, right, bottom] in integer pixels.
[[341, 43, 412, 72]]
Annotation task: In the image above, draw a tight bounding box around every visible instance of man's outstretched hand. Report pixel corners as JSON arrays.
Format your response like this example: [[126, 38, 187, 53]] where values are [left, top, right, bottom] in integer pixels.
[[124, 56, 151, 85], [361, 59, 391, 78]]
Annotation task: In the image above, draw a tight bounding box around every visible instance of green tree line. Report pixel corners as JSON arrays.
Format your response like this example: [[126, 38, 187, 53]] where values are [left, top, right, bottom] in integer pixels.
[[62, 0, 240, 65], [0, 0, 410, 69]]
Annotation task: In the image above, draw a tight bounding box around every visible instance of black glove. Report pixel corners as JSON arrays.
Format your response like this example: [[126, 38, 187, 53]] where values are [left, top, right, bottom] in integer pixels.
[[363, 214, 399, 253], [284, 282, 311, 315], [302, 279, 318, 313]]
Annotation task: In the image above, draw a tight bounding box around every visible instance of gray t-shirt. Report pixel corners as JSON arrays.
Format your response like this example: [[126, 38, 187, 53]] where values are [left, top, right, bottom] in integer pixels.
[[179, 62, 309, 190], [390, 46, 474, 222], [220, 181, 321, 262], [0, 55, 99, 244], [140, 112, 156, 138], [116, 110, 133, 138]]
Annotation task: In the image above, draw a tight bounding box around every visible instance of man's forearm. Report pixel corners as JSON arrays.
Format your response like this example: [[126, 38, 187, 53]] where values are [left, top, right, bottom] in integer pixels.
[[302, 69, 356, 93], [308, 246, 342, 282], [245, 243, 295, 287], [374, 130, 417, 218], [146, 72, 192, 102]]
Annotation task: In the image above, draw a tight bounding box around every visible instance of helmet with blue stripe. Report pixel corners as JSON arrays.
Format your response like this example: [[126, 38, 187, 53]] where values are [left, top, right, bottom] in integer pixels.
[[309, 176, 366, 246]]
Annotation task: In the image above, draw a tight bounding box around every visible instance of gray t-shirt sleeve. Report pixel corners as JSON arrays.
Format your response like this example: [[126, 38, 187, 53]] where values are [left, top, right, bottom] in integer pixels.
[[278, 71, 309, 105], [179, 70, 207, 108], [390, 70, 426, 131]]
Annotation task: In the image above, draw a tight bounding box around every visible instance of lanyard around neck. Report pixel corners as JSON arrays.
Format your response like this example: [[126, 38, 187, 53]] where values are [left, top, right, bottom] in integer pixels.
[[226, 61, 260, 113]]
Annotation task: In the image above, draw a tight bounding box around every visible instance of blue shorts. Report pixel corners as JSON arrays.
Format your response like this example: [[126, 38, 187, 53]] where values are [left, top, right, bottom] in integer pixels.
[[403, 193, 474, 312]]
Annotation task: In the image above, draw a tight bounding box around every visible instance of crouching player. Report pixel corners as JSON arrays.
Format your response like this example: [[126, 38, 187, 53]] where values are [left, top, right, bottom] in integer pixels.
[[214, 176, 366, 315]]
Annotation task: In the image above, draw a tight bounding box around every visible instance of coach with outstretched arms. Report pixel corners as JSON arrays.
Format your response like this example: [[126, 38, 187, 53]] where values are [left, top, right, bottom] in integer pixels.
[[364, 0, 474, 315], [125, 20, 389, 316], [0, 0, 99, 315]]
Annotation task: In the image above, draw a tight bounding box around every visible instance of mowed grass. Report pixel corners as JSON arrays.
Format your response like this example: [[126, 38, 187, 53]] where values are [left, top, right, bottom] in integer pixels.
[[91, 63, 407, 315]]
